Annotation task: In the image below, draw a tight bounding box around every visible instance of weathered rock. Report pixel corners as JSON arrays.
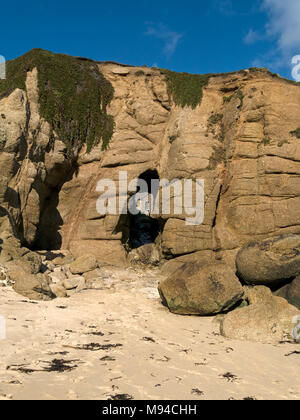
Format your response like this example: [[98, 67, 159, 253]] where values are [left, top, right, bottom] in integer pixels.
[[48, 271, 66, 284], [63, 276, 85, 290], [0, 265, 7, 286], [69, 240, 127, 268], [4, 255, 41, 275], [50, 282, 67, 298], [52, 253, 74, 266], [0, 67, 72, 247], [1, 53, 300, 268], [69, 254, 98, 275], [55, 66, 300, 266], [236, 235, 300, 286], [83, 269, 103, 281], [11, 271, 54, 301], [158, 262, 243, 315], [128, 243, 160, 265], [111, 66, 130, 75], [243, 285, 273, 305], [274, 277, 300, 310], [44, 262, 55, 272], [75, 278, 86, 293], [161, 250, 216, 276], [220, 295, 300, 344], [0, 232, 42, 274]]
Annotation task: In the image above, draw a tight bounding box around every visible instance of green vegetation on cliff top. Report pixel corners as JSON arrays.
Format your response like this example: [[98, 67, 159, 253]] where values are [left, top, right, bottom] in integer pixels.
[[2, 50, 299, 155], [0, 49, 114, 154], [161, 70, 210, 109]]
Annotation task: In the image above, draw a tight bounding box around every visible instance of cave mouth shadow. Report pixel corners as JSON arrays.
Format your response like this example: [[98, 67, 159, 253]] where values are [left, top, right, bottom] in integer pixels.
[[129, 213, 160, 249], [115, 169, 166, 254], [129, 169, 161, 250], [31, 160, 79, 251], [34, 190, 64, 251]]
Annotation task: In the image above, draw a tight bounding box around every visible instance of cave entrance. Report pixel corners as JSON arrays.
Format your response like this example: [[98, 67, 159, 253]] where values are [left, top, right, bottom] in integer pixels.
[[116, 169, 165, 264], [129, 169, 160, 249], [129, 212, 160, 249]]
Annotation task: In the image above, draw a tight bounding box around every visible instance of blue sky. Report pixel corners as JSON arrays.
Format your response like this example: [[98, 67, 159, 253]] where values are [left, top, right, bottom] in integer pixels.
[[1, 0, 300, 79]]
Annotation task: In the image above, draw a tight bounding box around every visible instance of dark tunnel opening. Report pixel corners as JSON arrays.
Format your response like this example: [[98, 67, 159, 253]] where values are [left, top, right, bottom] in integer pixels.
[[114, 169, 166, 262], [129, 169, 160, 249]]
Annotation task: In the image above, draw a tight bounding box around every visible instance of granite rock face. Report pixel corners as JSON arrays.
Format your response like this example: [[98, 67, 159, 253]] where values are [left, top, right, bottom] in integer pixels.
[[158, 262, 244, 315], [236, 235, 300, 286], [0, 68, 73, 249], [220, 293, 300, 344], [275, 276, 300, 310], [69, 254, 98, 275], [1, 52, 300, 269], [11, 271, 54, 301], [0, 231, 42, 274]]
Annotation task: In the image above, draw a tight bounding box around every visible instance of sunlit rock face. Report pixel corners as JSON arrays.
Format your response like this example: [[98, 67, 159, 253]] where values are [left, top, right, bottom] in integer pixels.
[[1, 51, 300, 268]]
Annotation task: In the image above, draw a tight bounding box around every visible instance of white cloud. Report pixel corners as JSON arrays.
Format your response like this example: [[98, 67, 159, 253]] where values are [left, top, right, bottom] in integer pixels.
[[145, 23, 183, 59], [244, 28, 263, 45], [263, 0, 300, 55], [243, 0, 300, 71]]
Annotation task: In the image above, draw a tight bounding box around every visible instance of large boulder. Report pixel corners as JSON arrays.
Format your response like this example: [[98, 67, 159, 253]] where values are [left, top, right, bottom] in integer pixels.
[[236, 235, 300, 286], [274, 276, 300, 310], [158, 262, 243, 315], [0, 232, 42, 274], [220, 294, 300, 344], [161, 251, 216, 276], [4, 252, 42, 275], [11, 271, 54, 301], [69, 254, 98, 275]]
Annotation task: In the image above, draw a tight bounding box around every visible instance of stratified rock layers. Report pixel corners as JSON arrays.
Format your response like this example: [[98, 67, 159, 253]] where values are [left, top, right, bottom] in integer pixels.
[[1, 53, 300, 268]]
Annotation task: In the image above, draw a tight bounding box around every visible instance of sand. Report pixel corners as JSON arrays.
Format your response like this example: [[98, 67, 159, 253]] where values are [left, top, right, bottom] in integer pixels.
[[0, 266, 299, 400]]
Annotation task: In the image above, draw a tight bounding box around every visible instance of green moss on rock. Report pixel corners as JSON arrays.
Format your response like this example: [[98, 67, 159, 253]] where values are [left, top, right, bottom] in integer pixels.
[[135, 70, 145, 76], [290, 127, 300, 139], [161, 69, 210, 109], [208, 113, 223, 127], [223, 95, 233, 104], [278, 139, 289, 147], [0, 48, 115, 154], [261, 137, 271, 146], [208, 146, 226, 169]]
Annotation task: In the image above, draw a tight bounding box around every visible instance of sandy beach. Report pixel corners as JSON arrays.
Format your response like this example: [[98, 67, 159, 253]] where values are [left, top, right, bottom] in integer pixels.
[[0, 267, 299, 401]]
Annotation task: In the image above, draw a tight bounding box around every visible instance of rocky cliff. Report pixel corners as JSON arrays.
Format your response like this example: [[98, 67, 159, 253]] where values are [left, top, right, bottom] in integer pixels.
[[1, 49, 300, 269]]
